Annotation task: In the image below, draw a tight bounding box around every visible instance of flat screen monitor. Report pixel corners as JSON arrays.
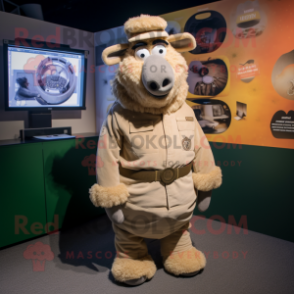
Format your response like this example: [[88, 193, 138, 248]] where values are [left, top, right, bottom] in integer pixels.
[[3, 39, 87, 111]]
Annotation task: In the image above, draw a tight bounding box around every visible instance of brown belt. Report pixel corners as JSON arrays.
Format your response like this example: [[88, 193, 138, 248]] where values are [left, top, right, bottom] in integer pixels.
[[119, 162, 193, 185]]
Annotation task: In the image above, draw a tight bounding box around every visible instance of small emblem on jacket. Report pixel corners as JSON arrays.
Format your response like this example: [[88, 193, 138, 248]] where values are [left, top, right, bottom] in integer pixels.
[[185, 116, 194, 121], [182, 137, 192, 150]]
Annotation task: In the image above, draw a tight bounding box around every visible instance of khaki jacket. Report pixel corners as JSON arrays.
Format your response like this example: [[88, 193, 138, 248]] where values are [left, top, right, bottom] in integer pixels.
[[95, 101, 220, 238]]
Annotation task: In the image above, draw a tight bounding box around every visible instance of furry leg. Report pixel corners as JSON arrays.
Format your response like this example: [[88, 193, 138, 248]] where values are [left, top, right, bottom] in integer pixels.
[[160, 223, 206, 276], [111, 224, 157, 284]]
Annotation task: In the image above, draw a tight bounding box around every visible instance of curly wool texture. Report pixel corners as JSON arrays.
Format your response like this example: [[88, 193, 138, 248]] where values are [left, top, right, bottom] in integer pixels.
[[112, 41, 189, 115], [111, 255, 157, 282], [192, 166, 222, 191], [89, 183, 129, 208], [124, 14, 167, 38], [163, 247, 206, 276]]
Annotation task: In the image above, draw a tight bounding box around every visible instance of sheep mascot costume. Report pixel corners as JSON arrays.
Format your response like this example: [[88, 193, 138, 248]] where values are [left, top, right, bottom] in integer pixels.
[[90, 15, 222, 286]]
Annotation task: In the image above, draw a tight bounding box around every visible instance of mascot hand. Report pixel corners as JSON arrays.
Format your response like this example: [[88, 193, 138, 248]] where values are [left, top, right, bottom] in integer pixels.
[[105, 206, 125, 224], [197, 190, 212, 212]]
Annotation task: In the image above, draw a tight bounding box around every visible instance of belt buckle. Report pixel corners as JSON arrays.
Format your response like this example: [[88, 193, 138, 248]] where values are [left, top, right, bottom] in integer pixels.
[[160, 168, 176, 185]]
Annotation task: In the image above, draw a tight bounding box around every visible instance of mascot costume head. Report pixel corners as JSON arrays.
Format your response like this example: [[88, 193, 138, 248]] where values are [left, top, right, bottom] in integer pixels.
[[90, 15, 222, 286]]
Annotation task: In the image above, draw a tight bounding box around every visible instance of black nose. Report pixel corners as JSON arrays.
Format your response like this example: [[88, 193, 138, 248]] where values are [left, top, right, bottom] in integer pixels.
[[162, 79, 171, 87], [149, 81, 159, 91]]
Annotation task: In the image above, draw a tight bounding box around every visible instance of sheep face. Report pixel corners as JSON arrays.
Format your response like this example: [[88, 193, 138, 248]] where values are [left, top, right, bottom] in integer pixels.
[[102, 15, 196, 113], [112, 37, 189, 110]]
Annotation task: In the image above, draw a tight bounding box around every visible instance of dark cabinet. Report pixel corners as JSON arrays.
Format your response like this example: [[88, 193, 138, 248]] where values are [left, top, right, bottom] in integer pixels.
[[0, 135, 103, 248]]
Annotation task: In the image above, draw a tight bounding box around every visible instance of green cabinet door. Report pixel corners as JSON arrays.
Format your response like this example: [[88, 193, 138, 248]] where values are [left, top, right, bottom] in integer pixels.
[[42, 136, 104, 232], [0, 143, 46, 248]]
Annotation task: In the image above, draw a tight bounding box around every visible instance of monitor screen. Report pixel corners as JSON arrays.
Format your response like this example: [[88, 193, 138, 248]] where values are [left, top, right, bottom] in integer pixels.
[[4, 40, 87, 110]]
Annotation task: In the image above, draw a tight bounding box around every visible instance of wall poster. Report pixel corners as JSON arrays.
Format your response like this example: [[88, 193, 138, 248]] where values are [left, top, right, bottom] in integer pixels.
[[94, 0, 294, 149]]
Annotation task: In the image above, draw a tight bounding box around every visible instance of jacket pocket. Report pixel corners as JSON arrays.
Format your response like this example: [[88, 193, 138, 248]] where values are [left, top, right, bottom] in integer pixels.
[[128, 120, 159, 155], [176, 117, 195, 151]]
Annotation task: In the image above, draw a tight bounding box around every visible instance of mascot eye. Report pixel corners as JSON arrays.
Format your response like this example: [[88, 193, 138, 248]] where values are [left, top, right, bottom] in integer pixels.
[[135, 48, 150, 60], [151, 45, 167, 57]]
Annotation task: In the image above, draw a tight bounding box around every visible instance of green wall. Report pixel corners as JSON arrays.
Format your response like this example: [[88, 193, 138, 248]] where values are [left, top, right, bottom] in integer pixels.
[[198, 142, 294, 242], [1, 137, 293, 247]]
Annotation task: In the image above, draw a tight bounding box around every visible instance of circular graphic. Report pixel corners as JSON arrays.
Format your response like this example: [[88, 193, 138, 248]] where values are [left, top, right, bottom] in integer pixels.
[[272, 50, 294, 100], [35, 57, 77, 105], [187, 59, 228, 96], [191, 99, 231, 134], [270, 110, 294, 139], [165, 21, 181, 35], [184, 10, 227, 54], [231, 0, 267, 39]]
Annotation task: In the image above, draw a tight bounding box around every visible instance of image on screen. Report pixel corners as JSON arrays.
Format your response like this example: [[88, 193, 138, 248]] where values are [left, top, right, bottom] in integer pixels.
[[7, 45, 86, 108]]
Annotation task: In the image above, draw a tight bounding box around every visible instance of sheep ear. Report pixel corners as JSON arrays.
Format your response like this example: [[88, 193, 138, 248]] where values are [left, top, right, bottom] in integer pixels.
[[167, 32, 196, 53], [102, 43, 129, 66]]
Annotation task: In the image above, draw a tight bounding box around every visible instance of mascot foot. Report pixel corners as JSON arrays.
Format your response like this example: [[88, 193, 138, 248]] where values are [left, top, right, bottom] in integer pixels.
[[163, 247, 206, 276], [111, 254, 156, 285]]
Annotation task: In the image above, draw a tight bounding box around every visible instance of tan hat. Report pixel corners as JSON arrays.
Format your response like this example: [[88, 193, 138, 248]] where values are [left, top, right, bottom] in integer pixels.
[[124, 14, 169, 42], [102, 15, 197, 66]]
